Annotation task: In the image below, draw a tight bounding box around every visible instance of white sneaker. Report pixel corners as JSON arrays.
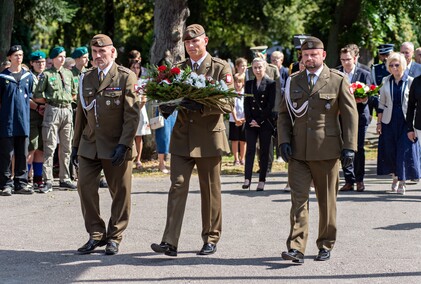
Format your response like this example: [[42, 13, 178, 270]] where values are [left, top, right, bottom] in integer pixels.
[[397, 181, 406, 195], [386, 177, 398, 193]]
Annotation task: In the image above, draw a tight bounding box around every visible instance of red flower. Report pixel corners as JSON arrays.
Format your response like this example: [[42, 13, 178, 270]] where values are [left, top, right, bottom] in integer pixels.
[[370, 84, 377, 91], [356, 84, 363, 89], [157, 65, 167, 72], [170, 67, 181, 75]]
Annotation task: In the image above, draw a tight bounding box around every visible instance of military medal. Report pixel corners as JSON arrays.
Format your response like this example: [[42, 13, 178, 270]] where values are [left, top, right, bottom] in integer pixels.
[[115, 99, 120, 106], [106, 100, 111, 106], [293, 102, 298, 108]]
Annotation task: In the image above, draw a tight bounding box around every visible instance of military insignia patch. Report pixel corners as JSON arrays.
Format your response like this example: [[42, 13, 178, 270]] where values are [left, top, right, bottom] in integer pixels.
[[106, 100, 111, 106], [226, 74, 232, 83]]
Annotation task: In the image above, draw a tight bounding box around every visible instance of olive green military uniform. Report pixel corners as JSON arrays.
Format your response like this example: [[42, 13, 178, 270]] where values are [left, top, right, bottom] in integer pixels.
[[34, 66, 77, 184], [277, 64, 358, 254], [161, 53, 234, 248], [73, 62, 139, 242], [29, 72, 44, 152]]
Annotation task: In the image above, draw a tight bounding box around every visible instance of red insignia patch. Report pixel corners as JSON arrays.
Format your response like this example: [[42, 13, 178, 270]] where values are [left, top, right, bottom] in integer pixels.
[[226, 74, 232, 83]]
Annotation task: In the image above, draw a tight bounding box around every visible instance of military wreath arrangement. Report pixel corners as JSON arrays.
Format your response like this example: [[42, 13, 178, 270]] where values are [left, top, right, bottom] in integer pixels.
[[349, 81, 381, 99], [139, 63, 241, 110]]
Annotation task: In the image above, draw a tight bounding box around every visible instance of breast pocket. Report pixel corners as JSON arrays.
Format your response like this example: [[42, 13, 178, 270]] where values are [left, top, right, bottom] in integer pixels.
[[83, 88, 96, 106], [103, 91, 123, 109], [319, 93, 337, 111], [290, 90, 304, 108]]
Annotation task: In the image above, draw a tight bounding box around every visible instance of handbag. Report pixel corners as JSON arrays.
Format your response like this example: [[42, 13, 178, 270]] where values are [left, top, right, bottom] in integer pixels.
[[149, 115, 165, 130]]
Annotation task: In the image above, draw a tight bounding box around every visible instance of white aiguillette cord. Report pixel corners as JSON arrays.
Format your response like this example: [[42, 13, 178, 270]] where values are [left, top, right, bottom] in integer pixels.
[[79, 73, 98, 125], [284, 77, 308, 125]]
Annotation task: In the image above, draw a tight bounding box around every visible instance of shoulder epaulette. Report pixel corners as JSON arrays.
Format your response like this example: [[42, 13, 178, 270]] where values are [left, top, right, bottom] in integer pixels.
[[211, 57, 227, 65], [330, 68, 345, 77], [175, 59, 189, 67], [117, 65, 131, 74]]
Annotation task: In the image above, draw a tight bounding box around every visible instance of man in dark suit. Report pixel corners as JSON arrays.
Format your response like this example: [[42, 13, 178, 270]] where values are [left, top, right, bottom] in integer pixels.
[[278, 36, 358, 263], [400, 42, 421, 78], [72, 34, 140, 255], [338, 46, 372, 192], [151, 24, 234, 257]]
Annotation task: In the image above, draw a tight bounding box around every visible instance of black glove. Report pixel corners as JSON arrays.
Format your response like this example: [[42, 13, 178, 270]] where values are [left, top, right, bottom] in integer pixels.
[[280, 143, 292, 162], [111, 144, 129, 167], [158, 103, 177, 119], [179, 98, 203, 111], [340, 149, 355, 168], [71, 147, 79, 168]]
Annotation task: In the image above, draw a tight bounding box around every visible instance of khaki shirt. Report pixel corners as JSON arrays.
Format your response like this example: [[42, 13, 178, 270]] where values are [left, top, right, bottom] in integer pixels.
[[34, 66, 77, 104]]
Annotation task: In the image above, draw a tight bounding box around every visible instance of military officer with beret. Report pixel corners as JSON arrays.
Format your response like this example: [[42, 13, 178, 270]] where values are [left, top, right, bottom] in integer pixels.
[[151, 24, 234, 257], [28, 50, 47, 190], [34, 46, 78, 192], [278, 36, 358, 263], [0, 45, 34, 196], [71, 34, 139, 255]]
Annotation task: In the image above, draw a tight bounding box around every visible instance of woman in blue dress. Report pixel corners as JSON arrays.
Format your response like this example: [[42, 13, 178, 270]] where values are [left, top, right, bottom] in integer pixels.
[[376, 52, 420, 195], [155, 107, 177, 173]]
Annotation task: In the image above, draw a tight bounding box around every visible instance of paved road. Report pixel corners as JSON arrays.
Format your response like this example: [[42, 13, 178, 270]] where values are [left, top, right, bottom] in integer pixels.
[[1, 156, 421, 283]]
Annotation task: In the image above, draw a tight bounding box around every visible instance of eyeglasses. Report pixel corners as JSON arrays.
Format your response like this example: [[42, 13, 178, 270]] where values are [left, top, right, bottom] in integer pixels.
[[389, 64, 400, 68]]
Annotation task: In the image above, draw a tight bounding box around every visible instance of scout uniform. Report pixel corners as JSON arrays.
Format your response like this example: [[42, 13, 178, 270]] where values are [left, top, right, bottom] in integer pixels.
[[73, 34, 139, 246], [0, 45, 33, 195], [278, 37, 358, 257], [159, 24, 234, 252], [71, 46, 89, 90], [34, 46, 77, 190]]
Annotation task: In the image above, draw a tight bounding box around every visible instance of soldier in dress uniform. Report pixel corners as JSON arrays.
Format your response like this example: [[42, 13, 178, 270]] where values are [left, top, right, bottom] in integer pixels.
[[278, 36, 358, 264], [371, 43, 394, 86], [33, 46, 78, 192], [151, 24, 234, 257], [71, 34, 139, 255], [28, 50, 47, 190]]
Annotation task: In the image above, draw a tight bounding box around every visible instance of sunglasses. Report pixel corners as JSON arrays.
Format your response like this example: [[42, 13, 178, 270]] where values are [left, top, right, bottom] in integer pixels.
[[389, 64, 400, 68]]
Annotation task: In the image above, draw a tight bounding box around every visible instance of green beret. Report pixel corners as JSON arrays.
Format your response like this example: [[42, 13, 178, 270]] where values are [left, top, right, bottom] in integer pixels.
[[50, 46, 65, 59], [183, 24, 206, 41], [71, 46, 88, 59], [301, 36, 324, 50], [30, 50, 46, 61]]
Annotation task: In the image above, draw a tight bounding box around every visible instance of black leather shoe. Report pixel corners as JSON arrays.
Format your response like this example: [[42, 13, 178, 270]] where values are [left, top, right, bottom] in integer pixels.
[[151, 242, 177, 256], [281, 249, 304, 264], [77, 239, 107, 254], [315, 249, 330, 261], [105, 240, 119, 255], [198, 243, 217, 255]]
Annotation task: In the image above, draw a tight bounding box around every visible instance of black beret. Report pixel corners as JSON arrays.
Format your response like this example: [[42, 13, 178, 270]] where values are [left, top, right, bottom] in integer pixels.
[[7, 45, 23, 56]]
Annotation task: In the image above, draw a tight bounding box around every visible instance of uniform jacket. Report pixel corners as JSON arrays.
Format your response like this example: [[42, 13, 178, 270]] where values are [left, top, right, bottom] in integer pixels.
[[34, 66, 77, 104], [278, 64, 358, 161], [170, 53, 234, 157], [339, 66, 372, 126], [407, 61, 421, 79], [0, 69, 33, 137], [244, 77, 276, 126], [406, 75, 421, 131], [73, 62, 139, 160], [378, 74, 413, 124], [371, 63, 389, 86]]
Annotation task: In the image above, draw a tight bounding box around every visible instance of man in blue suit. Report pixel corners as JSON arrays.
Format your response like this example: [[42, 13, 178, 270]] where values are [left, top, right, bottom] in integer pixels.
[[400, 42, 421, 78], [338, 46, 372, 192]]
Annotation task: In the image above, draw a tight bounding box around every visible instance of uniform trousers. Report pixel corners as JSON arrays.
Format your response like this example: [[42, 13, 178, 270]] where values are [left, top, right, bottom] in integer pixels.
[[42, 105, 73, 182], [162, 154, 222, 247], [78, 156, 133, 243], [0, 136, 28, 189], [287, 158, 339, 254]]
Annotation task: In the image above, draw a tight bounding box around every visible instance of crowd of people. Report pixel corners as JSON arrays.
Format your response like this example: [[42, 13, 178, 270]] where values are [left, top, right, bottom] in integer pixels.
[[1, 24, 421, 261]]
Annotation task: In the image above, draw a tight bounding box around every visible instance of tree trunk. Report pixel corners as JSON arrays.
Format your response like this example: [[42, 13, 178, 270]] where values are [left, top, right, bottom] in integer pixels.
[[0, 0, 14, 60], [104, 0, 115, 39], [142, 0, 189, 160]]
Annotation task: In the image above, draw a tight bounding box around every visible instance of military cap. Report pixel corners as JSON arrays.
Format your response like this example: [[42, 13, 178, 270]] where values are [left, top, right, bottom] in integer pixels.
[[91, 34, 113, 47], [7, 45, 23, 56], [301, 36, 324, 50], [50, 46, 65, 59], [183, 24, 206, 41], [71, 46, 88, 59], [293, 34, 310, 50], [30, 50, 46, 61], [377, 44, 394, 55]]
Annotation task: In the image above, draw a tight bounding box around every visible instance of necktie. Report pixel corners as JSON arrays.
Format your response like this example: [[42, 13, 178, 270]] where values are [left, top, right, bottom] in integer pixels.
[[99, 71, 104, 84], [193, 63, 199, 72], [58, 70, 66, 88], [308, 73, 315, 91]]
